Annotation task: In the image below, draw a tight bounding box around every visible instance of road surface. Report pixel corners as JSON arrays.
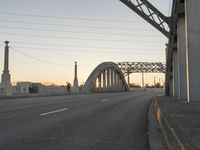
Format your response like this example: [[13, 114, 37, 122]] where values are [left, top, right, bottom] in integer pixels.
[[0, 91, 159, 150]]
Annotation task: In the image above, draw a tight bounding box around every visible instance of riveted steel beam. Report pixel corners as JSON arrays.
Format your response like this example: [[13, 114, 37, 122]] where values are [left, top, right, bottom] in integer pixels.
[[117, 62, 166, 76], [120, 0, 171, 38]]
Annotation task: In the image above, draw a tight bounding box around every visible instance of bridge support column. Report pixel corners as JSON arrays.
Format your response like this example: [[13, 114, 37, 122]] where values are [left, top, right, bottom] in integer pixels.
[[98, 74, 102, 92], [119, 78, 123, 91], [110, 69, 114, 91], [103, 70, 106, 92], [116, 74, 119, 91], [185, 0, 200, 102], [107, 68, 110, 91], [169, 73, 173, 96], [91, 80, 96, 93], [177, 16, 187, 100], [127, 70, 130, 86], [172, 49, 179, 98], [120, 77, 124, 91], [113, 71, 117, 91], [165, 45, 173, 96]]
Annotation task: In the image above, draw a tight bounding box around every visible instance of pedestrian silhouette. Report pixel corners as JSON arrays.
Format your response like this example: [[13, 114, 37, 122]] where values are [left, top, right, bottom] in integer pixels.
[[66, 82, 71, 96]]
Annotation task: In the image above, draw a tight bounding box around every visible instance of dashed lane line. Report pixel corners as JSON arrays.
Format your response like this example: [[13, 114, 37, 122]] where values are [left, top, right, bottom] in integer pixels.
[[40, 108, 68, 116], [101, 99, 110, 102]]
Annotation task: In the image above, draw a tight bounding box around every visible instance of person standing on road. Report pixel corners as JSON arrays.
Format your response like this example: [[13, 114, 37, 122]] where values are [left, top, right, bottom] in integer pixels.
[[66, 82, 71, 96]]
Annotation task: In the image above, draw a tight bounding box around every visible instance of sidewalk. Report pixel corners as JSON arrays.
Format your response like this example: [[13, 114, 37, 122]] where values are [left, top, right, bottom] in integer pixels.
[[155, 96, 200, 150]]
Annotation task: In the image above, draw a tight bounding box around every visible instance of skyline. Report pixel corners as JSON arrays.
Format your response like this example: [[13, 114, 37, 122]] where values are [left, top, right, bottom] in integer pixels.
[[0, 0, 171, 86]]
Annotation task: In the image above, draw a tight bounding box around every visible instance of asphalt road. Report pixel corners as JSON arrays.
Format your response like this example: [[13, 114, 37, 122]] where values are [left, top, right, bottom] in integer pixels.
[[0, 91, 159, 150]]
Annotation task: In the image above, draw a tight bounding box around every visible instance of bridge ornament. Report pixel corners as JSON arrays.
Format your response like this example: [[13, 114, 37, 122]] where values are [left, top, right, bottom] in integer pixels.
[[82, 62, 129, 93]]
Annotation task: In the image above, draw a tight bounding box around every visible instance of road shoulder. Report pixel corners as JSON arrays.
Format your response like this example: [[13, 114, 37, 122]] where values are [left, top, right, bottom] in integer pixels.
[[148, 97, 168, 150]]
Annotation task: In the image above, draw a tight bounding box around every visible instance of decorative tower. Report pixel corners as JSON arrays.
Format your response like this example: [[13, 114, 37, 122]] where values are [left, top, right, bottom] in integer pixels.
[[0, 41, 12, 96], [73, 61, 79, 94]]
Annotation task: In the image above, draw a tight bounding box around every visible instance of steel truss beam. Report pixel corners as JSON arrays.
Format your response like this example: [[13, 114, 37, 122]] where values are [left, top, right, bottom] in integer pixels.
[[117, 62, 166, 76], [120, 0, 170, 38]]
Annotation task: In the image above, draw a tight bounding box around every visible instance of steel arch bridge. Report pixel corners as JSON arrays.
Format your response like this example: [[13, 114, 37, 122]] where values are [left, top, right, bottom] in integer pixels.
[[82, 62, 165, 93], [82, 62, 129, 93]]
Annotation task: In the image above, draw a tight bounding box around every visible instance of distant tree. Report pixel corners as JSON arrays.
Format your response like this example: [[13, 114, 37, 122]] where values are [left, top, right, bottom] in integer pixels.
[[129, 83, 141, 88], [145, 84, 149, 88], [155, 83, 161, 88]]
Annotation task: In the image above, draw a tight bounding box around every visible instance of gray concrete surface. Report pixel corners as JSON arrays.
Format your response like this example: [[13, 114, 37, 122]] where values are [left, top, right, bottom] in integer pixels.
[[0, 92, 159, 150], [155, 96, 200, 150]]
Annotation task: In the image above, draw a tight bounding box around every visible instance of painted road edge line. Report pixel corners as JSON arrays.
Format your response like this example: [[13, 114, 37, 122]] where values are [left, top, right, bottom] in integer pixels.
[[40, 108, 68, 116], [101, 99, 110, 102]]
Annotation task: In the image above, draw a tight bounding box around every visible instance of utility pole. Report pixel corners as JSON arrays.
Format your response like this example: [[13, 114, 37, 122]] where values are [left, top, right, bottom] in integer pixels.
[[142, 72, 144, 88], [127, 69, 130, 86]]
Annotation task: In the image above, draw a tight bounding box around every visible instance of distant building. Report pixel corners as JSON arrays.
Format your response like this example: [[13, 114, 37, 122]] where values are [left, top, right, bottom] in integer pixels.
[[16, 82, 32, 94], [31, 83, 46, 93], [13, 81, 66, 96]]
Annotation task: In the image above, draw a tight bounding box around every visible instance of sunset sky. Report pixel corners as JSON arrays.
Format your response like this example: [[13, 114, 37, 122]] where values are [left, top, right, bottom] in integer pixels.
[[0, 0, 171, 86]]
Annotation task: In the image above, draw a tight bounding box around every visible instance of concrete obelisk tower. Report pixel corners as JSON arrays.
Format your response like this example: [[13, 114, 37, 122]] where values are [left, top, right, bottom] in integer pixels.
[[0, 41, 12, 96], [73, 61, 79, 94]]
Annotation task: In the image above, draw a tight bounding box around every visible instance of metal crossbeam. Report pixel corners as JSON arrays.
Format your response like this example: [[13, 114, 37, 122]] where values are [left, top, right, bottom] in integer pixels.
[[117, 62, 166, 76], [120, 0, 170, 38]]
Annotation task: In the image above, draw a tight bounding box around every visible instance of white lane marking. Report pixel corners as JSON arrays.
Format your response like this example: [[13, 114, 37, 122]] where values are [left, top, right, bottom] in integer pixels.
[[40, 108, 68, 116], [101, 99, 110, 102]]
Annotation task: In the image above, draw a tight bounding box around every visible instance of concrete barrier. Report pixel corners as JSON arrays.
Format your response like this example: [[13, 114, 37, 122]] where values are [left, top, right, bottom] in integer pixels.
[[155, 100, 186, 150]]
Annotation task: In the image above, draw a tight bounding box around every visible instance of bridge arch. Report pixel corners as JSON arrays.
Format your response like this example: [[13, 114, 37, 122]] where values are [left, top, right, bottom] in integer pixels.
[[82, 62, 129, 93]]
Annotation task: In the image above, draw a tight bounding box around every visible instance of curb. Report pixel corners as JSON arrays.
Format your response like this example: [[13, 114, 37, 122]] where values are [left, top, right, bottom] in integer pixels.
[[148, 97, 168, 150], [155, 100, 186, 150]]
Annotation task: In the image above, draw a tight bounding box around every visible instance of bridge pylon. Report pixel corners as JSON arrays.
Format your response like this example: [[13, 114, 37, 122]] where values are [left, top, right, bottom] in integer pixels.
[[120, 0, 200, 102]]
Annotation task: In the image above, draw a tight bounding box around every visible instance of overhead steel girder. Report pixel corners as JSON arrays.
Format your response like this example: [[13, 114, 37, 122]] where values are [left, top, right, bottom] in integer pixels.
[[120, 0, 171, 38], [117, 62, 166, 76]]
